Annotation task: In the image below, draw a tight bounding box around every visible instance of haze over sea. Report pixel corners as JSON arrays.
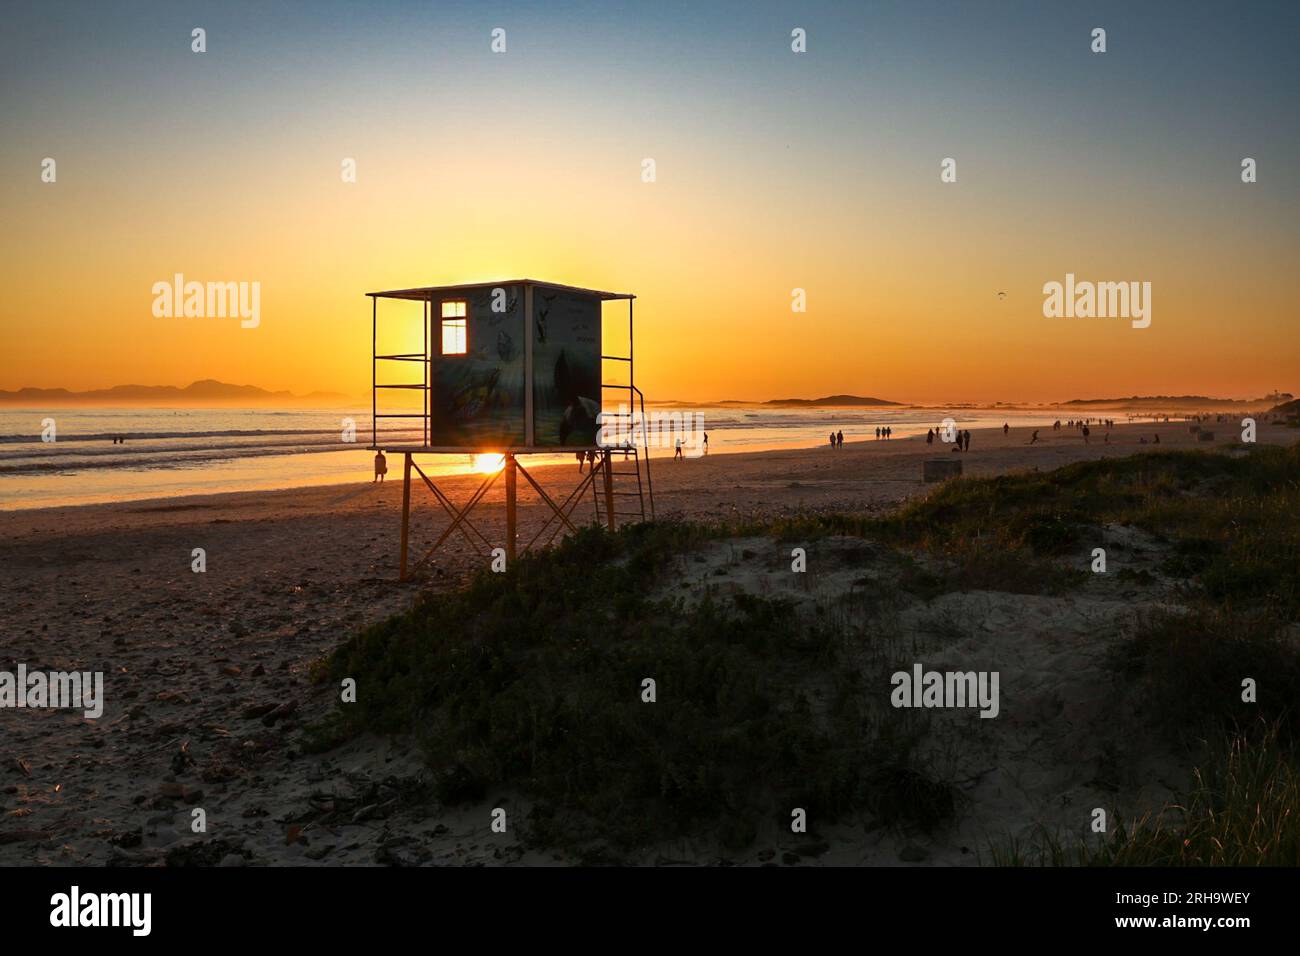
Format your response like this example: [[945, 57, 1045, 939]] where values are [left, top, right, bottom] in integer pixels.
[[1, 403, 1187, 510]]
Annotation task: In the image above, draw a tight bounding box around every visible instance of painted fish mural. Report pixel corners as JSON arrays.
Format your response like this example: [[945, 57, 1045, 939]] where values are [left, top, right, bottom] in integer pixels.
[[447, 367, 504, 423], [497, 330, 515, 363]]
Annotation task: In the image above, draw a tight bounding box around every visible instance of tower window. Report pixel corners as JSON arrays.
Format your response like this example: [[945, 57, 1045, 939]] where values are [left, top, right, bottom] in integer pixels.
[[441, 318, 467, 355], [441, 301, 468, 354]]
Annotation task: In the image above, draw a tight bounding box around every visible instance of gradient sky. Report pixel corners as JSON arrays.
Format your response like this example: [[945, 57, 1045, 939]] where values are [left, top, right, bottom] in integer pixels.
[[2, 0, 1297, 404]]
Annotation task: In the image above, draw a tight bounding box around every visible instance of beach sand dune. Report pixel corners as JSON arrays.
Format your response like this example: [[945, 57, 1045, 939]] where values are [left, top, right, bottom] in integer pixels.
[[0, 419, 1290, 864]]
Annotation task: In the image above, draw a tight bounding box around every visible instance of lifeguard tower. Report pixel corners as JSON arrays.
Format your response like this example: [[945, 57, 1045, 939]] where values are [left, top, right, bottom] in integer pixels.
[[367, 279, 653, 580]]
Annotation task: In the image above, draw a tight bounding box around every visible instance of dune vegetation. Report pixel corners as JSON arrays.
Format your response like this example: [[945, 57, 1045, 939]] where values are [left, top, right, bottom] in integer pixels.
[[312, 443, 1300, 864]]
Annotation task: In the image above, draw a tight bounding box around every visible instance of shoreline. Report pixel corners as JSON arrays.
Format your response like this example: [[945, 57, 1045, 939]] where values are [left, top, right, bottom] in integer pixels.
[[0, 418, 1285, 530], [4, 406, 1284, 513]]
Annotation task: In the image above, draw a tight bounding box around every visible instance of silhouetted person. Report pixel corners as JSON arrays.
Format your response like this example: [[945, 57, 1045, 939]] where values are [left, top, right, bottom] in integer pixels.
[[674, 437, 683, 460], [1082, 425, 1090, 445], [837, 430, 844, 447], [926, 428, 934, 445], [1003, 422, 1009, 435], [373, 450, 387, 482], [576, 451, 586, 473], [1030, 429, 1040, 444], [703, 432, 709, 455], [829, 432, 836, 449], [1153, 433, 1160, 444]]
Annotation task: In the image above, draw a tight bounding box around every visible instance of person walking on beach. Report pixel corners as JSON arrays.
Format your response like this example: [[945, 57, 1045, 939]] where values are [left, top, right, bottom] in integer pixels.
[[829, 432, 836, 449], [836, 429, 844, 448], [576, 450, 586, 473], [875, 427, 881, 440], [587, 449, 597, 470], [1030, 429, 1040, 444], [963, 430, 971, 452], [926, 428, 934, 445], [703, 432, 709, 455], [1003, 422, 1009, 436], [373, 450, 387, 482], [675, 437, 684, 460], [1082, 424, 1090, 445]]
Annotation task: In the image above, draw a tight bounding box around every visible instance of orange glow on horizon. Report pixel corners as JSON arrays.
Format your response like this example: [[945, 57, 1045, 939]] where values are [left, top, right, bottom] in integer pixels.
[[2, 36, 1295, 407]]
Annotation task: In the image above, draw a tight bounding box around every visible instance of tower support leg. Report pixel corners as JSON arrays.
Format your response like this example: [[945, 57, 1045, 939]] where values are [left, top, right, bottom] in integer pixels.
[[602, 449, 616, 532], [505, 453, 518, 562], [399, 452, 412, 581]]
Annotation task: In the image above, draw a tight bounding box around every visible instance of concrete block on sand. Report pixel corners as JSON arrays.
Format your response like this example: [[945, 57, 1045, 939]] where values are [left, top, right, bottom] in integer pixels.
[[923, 458, 963, 482]]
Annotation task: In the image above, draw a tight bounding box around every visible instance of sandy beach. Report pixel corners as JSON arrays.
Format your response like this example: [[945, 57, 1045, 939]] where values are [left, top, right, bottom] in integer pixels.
[[1, 418, 1292, 865]]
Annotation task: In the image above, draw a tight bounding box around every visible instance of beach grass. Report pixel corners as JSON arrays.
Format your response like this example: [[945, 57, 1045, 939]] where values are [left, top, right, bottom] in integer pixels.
[[989, 723, 1300, 867], [314, 442, 1300, 860], [320, 520, 951, 851], [763, 443, 1300, 613]]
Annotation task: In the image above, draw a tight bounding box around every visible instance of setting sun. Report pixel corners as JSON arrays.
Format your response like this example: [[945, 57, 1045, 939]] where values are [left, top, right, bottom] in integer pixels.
[[472, 453, 505, 474]]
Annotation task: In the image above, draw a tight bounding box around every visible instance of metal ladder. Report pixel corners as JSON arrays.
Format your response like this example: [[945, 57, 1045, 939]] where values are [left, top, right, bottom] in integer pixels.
[[594, 385, 655, 527]]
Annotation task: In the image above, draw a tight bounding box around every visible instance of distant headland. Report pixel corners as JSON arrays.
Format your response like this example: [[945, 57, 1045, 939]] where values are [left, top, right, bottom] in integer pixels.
[[0, 379, 353, 407], [698, 394, 903, 408], [1061, 393, 1291, 407]]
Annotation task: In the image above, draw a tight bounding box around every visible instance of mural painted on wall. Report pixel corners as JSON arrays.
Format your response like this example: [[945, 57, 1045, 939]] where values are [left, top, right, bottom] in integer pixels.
[[430, 285, 526, 447], [532, 290, 600, 447]]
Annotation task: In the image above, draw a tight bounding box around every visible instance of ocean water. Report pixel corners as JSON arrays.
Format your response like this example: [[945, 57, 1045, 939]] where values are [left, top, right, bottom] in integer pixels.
[[0, 404, 1129, 511]]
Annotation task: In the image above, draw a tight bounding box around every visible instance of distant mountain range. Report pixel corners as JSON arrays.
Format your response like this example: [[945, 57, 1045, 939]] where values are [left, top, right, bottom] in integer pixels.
[[764, 394, 901, 407], [1272, 398, 1300, 415], [0, 379, 353, 407], [1062, 394, 1292, 407]]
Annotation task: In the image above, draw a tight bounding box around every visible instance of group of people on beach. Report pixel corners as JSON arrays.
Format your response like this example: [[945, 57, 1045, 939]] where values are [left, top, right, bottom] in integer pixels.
[[826, 426, 899, 448], [671, 432, 707, 460], [1053, 418, 1115, 431], [924, 428, 972, 451]]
